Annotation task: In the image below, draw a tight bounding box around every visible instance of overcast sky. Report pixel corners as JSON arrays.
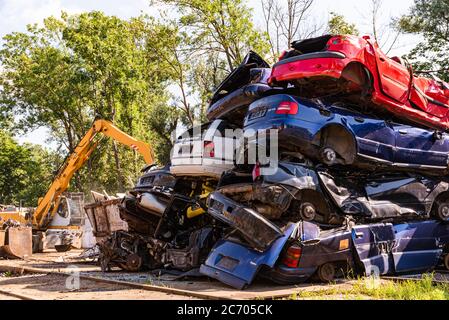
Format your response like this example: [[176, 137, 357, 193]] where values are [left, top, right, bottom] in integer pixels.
[[0, 0, 419, 147]]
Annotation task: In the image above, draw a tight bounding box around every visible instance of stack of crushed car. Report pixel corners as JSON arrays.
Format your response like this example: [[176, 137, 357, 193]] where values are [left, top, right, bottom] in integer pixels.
[[97, 34, 449, 289]]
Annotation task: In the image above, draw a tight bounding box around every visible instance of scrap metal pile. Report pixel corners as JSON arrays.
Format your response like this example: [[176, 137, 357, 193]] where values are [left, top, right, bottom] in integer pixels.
[[95, 35, 449, 289]]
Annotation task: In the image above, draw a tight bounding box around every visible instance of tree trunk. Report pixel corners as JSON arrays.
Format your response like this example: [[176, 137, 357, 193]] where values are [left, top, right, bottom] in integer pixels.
[[112, 140, 124, 192]]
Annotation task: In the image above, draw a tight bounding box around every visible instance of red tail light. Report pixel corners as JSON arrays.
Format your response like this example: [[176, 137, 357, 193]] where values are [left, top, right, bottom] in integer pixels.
[[275, 101, 298, 115], [282, 245, 302, 268], [252, 162, 261, 181], [203, 141, 215, 158]]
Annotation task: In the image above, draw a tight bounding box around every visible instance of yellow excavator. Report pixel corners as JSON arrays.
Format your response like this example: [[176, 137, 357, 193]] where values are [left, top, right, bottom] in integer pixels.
[[0, 119, 154, 259]]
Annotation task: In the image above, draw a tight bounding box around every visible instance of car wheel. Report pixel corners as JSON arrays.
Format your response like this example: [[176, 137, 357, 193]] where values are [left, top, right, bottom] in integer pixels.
[[437, 202, 449, 221], [317, 263, 335, 282], [124, 253, 142, 272], [320, 147, 337, 166], [299, 203, 316, 222], [444, 253, 449, 270]]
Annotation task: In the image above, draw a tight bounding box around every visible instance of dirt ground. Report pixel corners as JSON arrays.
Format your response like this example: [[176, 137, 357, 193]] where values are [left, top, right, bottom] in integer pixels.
[[0, 271, 196, 300], [3, 249, 443, 300], [0, 249, 363, 300]]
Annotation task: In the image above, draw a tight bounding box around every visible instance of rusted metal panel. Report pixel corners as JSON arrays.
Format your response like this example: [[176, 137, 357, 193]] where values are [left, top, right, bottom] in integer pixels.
[[1, 226, 32, 259], [0, 230, 5, 247], [84, 197, 128, 243]]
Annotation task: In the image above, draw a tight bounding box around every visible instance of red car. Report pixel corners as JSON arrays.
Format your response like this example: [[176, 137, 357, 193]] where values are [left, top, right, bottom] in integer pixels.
[[269, 34, 449, 131]]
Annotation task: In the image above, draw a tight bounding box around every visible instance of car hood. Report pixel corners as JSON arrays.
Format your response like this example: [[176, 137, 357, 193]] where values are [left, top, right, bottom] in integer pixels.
[[200, 223, 298, 290]]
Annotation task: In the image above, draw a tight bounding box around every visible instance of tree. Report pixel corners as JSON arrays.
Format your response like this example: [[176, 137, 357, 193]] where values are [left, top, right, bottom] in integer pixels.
[[397, 0, 449, 81], [153, 1, 268, 123], [261, 0, 321, 63], [157, 0, 270, 71], [365, 0, 400, 54], [0, 131, 59, 206], [327, 12, 359, 36], [0, 12, 179, 193]]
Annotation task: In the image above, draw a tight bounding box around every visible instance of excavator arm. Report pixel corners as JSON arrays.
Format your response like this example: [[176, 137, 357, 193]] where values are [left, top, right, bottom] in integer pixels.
[[33, 119, 154, 229]]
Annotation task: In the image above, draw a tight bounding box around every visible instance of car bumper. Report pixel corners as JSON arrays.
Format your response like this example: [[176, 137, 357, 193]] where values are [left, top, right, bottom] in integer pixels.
[[261, 266, 317, 285], [244, 118, 318, 150], [270, 51, 347, 83], [170, 162, 234, 179]]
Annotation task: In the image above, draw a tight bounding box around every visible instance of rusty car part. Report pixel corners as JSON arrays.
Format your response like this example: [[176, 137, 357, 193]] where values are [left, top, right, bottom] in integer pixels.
[[0, 221, 32, 259], [99, 226, 218, 272], [165, 227, 216, 271], [84, 196, 128, 244], [98, 230, 166, 272], [218, 183, 293, 220]]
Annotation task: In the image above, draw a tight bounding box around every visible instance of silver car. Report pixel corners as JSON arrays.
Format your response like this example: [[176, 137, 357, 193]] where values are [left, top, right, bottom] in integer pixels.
[[170, 120, 241, 179]]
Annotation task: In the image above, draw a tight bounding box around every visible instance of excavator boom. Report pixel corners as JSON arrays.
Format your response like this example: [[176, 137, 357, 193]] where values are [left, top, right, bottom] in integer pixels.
[[33, 119, 154, 229]]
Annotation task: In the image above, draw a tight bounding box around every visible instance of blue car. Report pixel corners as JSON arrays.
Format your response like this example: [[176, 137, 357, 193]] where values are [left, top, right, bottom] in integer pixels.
[[244, 94, 449, 174], [200, 220, 449, 289]]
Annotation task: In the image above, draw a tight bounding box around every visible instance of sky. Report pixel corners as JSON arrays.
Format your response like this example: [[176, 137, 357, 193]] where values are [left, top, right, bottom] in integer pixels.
[[0, 0, 419, 147]]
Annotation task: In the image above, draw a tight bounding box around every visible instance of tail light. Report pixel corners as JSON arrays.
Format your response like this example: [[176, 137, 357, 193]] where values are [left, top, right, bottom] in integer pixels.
[[282, 244, 302, 268], [252, 162, 261, 181], [203, 141, 215, 158], [275, 101, 299, 115]]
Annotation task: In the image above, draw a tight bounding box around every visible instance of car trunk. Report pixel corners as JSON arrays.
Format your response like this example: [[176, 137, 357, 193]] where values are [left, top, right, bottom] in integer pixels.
[[280, 35, 333, 61]]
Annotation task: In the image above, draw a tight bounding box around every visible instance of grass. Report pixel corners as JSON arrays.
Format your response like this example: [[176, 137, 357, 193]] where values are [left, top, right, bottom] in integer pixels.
[[0, 271, 14, 277], [287, 274, 449, 300]]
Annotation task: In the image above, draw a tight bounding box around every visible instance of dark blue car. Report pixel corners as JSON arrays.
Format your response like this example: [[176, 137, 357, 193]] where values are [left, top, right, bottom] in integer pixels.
[[244, 94, 449, 174], [200, 220, 449, 289]]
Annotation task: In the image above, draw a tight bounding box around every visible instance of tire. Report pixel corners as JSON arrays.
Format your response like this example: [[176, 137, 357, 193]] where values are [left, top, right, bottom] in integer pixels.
[[317, 263, 336, 282], [437, 202, 449, 221], [55, 245, 72, 252]]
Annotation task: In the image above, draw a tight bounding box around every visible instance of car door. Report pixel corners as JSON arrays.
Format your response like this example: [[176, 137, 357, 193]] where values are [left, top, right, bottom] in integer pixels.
[[352, 223, 396, 276], [410, 76, 449, 118], [372, 43, 411, 103], [392, 221, 445, 274], [391, 121, 449, 169], [347, 115, 396, 163], [364, 175, 431, 218]]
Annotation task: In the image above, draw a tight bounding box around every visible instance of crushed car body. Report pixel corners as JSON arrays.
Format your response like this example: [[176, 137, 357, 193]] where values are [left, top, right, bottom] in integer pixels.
[[244, 94, 449, 175], [206, 51, 275, 125], [216, 162, 449, 224], [201, 220, 449, 289], [269, 34, 449, 131]]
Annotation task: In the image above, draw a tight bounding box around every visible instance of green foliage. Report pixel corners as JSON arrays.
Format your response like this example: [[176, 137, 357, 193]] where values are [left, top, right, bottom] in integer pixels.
[[0, 3, 271, 200], [396, 0, 449, 81], [328, 12, 359, 36], [287, 274, 449, 300], [158, 0, 270, 70], [0, 131, 59, 206], [0, 12, 179, 193]]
